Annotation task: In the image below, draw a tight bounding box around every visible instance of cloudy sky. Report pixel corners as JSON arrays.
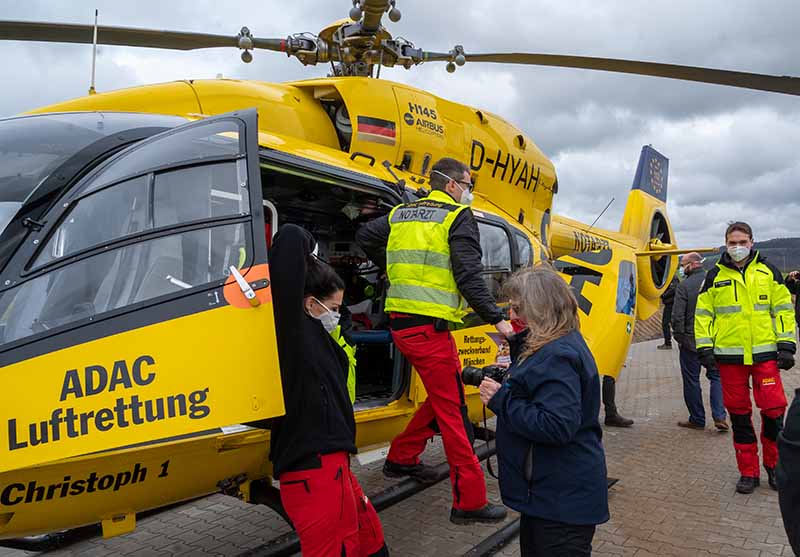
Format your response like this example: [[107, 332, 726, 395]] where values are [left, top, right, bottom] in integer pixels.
[[1, 0, 799, 248]]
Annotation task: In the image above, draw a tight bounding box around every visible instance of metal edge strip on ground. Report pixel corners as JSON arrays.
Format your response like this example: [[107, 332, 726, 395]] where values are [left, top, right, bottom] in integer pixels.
[[461, 476, 621, 557], [240, 439, 497, 557]]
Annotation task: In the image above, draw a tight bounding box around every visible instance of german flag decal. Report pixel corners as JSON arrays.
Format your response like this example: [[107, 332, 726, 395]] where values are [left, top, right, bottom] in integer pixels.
[[357, 116, 397, 145]]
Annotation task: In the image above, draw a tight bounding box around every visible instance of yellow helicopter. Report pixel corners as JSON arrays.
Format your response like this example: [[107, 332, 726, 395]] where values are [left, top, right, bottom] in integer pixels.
[[0, 0, 798, 544]]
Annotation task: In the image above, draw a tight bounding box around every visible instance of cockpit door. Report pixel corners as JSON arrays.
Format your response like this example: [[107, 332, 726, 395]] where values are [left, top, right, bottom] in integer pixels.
[[0, 109, 282, 472]]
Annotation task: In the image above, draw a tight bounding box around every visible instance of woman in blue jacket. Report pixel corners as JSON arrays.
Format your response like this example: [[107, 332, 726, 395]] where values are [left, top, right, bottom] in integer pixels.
[[480, 265, 609, 556]]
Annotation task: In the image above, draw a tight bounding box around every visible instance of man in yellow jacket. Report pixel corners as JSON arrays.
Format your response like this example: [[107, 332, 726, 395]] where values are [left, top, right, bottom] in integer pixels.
[[695, 222, 796, 494]]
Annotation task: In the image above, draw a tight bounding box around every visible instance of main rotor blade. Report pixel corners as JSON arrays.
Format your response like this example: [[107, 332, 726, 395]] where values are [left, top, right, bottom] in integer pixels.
[[462, 52, 800, 96], [0, 20, 285, 52]]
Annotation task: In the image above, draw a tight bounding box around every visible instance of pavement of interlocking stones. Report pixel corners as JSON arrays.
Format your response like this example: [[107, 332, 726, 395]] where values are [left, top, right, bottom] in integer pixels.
[[4, 338, 798, 557]]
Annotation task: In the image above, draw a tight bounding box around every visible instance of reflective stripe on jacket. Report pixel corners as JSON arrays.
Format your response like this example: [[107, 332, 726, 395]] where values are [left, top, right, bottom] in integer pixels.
[[695, 251, 797, 365], [385, 189, 469, 322]]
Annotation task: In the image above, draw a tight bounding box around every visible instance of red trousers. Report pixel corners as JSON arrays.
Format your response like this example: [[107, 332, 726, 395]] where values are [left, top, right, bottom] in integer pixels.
[[719, 361, 788, 477], [387, 323, 488, 511], [279, 452, 385, 557]]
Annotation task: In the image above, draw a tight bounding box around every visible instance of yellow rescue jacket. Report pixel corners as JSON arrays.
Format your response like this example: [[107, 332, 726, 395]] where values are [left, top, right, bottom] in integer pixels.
[[695, 251, 797, 365]]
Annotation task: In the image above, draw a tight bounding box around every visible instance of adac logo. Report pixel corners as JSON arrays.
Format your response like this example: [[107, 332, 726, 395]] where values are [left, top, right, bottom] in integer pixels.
[[648, 156, 664, 195], [762, 377, 777, 387], [626, 322, 632, 334], [403, 113, 415, 125]]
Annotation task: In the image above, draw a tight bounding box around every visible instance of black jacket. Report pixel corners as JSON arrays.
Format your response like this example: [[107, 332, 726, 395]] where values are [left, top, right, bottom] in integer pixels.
[[660, 276, 679, 306], [671, 269, 706, 352], [778, 388, 800, 555], [268, 224, 357, 478], [355, 195, 503, 325], [787, 273, 800, 323]]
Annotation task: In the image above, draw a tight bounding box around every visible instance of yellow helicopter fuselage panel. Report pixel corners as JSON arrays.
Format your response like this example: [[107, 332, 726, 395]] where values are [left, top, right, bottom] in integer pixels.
[[0, 303, 284, 474]]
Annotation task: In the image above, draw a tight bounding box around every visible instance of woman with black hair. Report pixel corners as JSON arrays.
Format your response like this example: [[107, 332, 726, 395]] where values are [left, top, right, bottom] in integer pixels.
[[269, 223, 387, 557]]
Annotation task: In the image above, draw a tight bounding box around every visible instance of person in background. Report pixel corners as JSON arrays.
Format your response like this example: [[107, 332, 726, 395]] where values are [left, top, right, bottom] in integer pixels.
[[602, 375, 634, 428], [786, 270, 799, 340], [603, 270, 635, 427], [671, 252, 728, 431], [778, 388, 800, 555], [695, 222, 796, 494], [480, 265, 609, 556], [357, 157, 511, 525], [658, 275, 679, 350], [269, 224, 387, 557]]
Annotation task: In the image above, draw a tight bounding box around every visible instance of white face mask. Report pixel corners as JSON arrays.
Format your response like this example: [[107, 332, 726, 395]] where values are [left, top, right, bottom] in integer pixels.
[[677, 267, 686, 279], [459, 187, 474, 206], [431, 169, 474, 205], [311, 297, 341, 333], [727, 245, 750, 263]]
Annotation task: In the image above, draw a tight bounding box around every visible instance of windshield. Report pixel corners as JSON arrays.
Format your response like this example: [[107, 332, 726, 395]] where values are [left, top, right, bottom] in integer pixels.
[[0, 112, 187, 204], [0, 202, 21, 237], [0, 112, 187, 238]]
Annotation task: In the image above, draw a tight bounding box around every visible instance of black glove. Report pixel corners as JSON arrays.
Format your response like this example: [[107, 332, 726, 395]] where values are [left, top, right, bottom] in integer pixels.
[[778, 350, 796, 371], [698, 349, 716, 371]]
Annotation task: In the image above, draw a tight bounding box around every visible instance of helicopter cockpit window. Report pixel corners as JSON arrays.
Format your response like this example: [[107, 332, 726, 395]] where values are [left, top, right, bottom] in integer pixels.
[[86, 120, 241, 194], [477, 221, 512, 302], [38, 175, 149, 266], [0, 222, 247, 346], [0, 202, 21, 239], [0, 112, 187, 204], [154, 160, 249, 226], [35, 159, 248, 267], [514, 232, 533, 269]]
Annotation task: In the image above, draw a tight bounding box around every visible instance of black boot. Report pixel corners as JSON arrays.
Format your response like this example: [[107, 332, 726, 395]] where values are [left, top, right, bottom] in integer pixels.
[[736, 476, 760, 494], [450, 503, 507, 525], [368, 543, 390, 557], [605, 414, 634, 427], [383, 459, 440, 484], [602, 375, 634, 427], [765, 466, 778, 491]]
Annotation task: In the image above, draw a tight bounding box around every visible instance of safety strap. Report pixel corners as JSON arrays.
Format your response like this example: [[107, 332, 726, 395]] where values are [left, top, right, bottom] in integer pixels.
[[483, 405, 499, 480]]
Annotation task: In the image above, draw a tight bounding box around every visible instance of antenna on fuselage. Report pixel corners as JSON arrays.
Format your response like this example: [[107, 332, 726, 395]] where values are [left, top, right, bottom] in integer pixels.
[[88, 9, 98, 95], [587, 197, 614, 232]]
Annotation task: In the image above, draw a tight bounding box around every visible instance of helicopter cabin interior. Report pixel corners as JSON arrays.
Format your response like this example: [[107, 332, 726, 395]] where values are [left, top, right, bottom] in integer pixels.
[[258, 151, 535, 410], [260, 155, 406, 408]]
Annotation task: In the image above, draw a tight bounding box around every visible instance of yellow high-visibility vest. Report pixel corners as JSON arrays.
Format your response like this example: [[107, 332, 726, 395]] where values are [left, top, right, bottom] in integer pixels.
[[330, 325, 357, 403], [385, 190, 469, 323]]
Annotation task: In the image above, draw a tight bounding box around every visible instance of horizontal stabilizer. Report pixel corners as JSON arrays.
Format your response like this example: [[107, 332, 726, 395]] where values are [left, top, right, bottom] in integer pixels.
[[635, 247, 718, 257]]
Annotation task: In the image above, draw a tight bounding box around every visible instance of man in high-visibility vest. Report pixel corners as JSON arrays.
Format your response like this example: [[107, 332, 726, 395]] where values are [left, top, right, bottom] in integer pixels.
[[357, 157, 513, 525], [695, 222, 796, 494]]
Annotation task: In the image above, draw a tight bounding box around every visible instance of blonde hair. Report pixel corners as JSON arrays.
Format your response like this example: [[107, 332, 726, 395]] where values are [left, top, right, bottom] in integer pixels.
[[503, 263, 580, 361]]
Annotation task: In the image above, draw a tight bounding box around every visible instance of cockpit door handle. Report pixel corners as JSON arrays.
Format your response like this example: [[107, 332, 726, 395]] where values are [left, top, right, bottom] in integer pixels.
[[229, 265, 260, 307]]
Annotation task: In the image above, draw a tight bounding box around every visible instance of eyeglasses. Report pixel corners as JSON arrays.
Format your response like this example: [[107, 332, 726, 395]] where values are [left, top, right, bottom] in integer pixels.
[[313, 297, 340, 313], [431, 170, 475, 192]]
